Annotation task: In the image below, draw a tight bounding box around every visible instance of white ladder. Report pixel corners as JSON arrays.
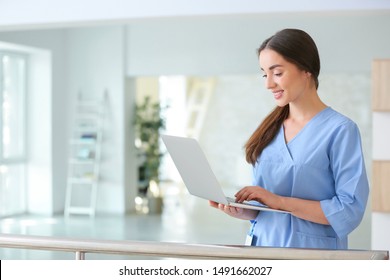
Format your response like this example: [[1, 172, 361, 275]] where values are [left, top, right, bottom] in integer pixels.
[[64, 93, 106, 217], [186, 77, 216, 139]]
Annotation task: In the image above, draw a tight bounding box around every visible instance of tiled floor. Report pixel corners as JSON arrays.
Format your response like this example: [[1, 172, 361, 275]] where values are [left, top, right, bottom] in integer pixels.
[[0, 184, 249, 259]]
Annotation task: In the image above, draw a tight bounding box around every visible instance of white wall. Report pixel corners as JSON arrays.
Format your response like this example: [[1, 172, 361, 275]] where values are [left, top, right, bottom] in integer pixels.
[[66, 25, 132, 214], [126, 13, 390, 76]]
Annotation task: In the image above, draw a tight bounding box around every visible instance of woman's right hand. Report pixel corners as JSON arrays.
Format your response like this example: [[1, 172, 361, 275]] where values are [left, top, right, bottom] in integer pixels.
[[209, 201, 258, 220]]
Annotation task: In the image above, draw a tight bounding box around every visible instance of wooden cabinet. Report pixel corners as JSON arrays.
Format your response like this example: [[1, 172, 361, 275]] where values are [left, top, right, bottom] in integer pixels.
[[372, 59, 390, 212], [372, 161, 390, 212], [372, 59, 390, 111]]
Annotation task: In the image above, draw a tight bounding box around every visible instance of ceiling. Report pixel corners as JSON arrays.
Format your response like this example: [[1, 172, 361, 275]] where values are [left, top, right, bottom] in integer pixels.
[[1, 0, 390, 31]]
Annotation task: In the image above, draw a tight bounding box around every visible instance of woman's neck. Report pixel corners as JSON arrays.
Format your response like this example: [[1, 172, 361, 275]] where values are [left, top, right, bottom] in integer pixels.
[[288, 91, 327, 122]]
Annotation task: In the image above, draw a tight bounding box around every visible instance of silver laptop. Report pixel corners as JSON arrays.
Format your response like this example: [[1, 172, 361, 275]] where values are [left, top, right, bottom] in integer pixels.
[[161, 134, 289, 214]]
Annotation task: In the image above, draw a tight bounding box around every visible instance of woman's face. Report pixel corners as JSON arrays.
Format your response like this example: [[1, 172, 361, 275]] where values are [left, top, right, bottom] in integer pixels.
[[259, 48, 312, 107]]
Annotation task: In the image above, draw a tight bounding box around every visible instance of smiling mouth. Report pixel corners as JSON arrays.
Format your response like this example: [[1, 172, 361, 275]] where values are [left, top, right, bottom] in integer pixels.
[[273, 90, 283, 100]]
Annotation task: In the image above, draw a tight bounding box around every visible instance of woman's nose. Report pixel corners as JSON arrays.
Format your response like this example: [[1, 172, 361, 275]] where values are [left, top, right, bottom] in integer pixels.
[[265, 76, 276, 89]]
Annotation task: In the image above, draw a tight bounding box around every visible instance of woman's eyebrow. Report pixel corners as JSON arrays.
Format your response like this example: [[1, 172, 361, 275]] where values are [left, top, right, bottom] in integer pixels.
[[260, 64, 283, 71]]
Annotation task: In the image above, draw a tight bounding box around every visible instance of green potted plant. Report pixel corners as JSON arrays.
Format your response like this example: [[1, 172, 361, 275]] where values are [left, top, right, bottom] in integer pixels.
[[134, 96, 166, 214]]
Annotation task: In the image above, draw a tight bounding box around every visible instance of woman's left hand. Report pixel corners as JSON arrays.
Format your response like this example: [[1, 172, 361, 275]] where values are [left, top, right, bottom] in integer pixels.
[[235, 186, 283, 210], [235, 186, 330, 225]]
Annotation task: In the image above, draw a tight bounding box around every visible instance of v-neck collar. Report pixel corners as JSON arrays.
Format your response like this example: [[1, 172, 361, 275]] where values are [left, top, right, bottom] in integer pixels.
[[279, 107, 331, 162], [278, 126, 294, 163]]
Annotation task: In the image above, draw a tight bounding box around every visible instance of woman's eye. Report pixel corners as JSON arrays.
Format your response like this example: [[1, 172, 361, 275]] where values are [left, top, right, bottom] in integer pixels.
[[274, 73, 282, 77], [262, 74, 267, 78]]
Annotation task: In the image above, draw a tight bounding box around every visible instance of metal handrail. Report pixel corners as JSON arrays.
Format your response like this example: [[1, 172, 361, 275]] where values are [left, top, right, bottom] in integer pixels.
[[0, 233, 388, 260]]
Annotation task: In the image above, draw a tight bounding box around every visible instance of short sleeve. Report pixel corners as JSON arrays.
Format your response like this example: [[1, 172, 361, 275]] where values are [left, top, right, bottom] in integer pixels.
[[320, 121, 369, 238]]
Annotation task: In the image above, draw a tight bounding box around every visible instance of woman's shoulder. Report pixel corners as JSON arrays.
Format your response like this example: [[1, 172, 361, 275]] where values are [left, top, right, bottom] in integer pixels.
[[320, 108, 363, 142], [322, 107, 358, 129]]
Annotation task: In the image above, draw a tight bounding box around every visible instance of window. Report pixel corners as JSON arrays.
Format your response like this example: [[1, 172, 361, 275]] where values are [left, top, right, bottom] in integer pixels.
[[0, 51, 27, 217]]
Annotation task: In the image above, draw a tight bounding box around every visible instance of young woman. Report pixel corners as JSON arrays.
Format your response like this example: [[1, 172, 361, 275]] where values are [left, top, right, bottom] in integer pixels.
[[209, 29, 369, 249]]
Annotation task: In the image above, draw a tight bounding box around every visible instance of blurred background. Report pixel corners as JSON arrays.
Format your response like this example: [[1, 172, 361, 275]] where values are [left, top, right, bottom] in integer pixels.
[[0, 0, 389, 258]]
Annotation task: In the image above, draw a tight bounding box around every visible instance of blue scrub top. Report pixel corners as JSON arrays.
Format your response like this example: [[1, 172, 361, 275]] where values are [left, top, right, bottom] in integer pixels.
[[251, 107, 369, 249]]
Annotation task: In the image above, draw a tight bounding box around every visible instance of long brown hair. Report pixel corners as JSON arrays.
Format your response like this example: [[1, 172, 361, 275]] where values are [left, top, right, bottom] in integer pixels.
[[245, 29, 320, 165]]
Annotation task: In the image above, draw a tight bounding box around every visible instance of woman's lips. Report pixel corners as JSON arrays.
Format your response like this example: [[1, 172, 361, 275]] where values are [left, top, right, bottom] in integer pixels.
[[273, 90, 283, 100]]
